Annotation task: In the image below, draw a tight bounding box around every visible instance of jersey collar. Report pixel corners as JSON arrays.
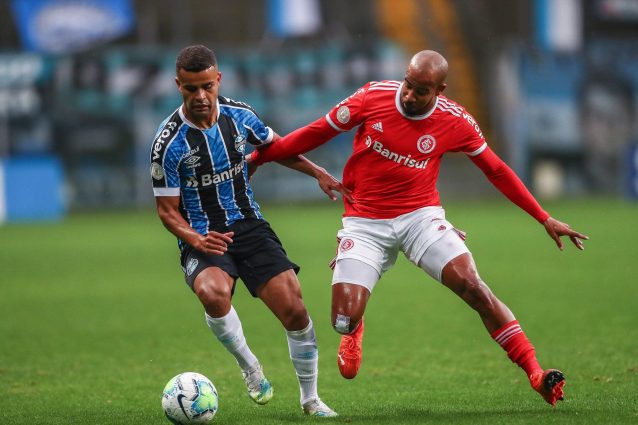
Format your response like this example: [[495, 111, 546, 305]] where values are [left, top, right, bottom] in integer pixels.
[[178, 98, 221, 130], [395, 82, 438, 120]]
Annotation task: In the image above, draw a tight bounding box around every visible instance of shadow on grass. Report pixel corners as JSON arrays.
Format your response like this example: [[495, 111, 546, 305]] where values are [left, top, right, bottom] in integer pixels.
[[266, 405, 581, 425]]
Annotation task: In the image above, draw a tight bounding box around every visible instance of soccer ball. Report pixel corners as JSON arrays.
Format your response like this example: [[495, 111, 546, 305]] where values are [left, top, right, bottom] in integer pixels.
[[162, 372, 218, 424]]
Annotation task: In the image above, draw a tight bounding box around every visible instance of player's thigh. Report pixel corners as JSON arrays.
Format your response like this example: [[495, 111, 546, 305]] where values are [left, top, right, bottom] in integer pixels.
[[182, 247, 238, 300], [396, 206, 457, 265], [417, 229, 470, 282], [335, 216, 398, 278], [233, 220, 300, 298], [332, 258, 380, 293]]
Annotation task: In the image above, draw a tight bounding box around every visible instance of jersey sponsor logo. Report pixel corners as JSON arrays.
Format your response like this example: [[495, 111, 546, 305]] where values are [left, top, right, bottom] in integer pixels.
[[340, 238, 354, 251], [181, 146, 201, 169], [182, 155, 201, 168], [150, 162, 165, 180], [186, 161, 244, 188], [336, 105, 350, 124], [462, 112, 484, 139], [372, 121, 383, 132], [416, 135, 436, 154], [152, 121, 178, 161], [365, 137, 430, 169]]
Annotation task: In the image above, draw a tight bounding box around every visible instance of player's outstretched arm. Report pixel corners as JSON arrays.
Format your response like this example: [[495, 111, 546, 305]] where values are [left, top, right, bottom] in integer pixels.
[[470, 147, 589, 251], [275, 154, 353, 202], [251, 117, 340, 166], [542, 217, 589, 251]]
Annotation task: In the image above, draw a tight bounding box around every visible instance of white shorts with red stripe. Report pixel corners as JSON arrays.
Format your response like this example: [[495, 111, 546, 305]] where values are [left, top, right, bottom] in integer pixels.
[[332, 206, 469, 291]]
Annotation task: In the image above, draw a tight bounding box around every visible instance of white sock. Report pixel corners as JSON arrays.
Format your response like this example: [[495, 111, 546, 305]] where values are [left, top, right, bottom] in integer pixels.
[[286, 319, 319, 405], [205, 306, 258, 372]]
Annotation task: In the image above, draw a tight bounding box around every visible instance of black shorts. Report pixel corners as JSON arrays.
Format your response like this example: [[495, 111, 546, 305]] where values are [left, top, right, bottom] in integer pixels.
[[180, 218, 299, 297]]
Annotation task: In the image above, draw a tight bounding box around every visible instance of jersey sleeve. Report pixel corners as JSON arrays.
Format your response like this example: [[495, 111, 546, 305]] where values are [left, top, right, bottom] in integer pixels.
[[470, 146, 550, 223], [449, 109, 488, 157], [324, 84, 369, 132], [150, 121, 183, 197], [235, 103, 274, 147]]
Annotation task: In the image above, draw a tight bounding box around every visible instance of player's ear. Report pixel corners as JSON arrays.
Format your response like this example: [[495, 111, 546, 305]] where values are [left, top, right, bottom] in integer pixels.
[[436, 83, 447, 95], [175, 77, 181, 89]]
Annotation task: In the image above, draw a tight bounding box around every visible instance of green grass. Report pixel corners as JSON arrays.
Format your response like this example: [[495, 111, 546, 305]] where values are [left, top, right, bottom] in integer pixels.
[[1, 198, 637, 424]]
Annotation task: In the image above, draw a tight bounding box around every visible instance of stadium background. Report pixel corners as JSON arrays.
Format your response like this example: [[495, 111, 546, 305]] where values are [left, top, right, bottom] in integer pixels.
[[1, 0, 638, 218], [0, 1, 637, 424]]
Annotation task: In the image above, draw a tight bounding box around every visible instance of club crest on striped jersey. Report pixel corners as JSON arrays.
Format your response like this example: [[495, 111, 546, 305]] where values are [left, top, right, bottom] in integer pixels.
[[417, 135, 436, 154], [336, 106, 350, 124], [234, 134, 246, 153]]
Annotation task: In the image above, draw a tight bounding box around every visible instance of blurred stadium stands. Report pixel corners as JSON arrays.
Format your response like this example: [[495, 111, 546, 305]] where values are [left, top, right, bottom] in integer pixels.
[[0, 0, 637, 220]]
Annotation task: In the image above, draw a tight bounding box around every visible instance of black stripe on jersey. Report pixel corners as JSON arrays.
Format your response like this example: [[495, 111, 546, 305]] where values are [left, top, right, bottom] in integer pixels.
[[218, 112, 258, 220], [184, 128, 228, 228], [151, 111, 183, 188], [220, 95, 258, 115]]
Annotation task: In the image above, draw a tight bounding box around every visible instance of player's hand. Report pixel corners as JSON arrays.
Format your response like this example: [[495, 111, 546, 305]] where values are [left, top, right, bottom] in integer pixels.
[[542, 217, 588, 251], [245, 152, 259, 179], [198, 231, 234, 255], [315, 168, 354, 202]]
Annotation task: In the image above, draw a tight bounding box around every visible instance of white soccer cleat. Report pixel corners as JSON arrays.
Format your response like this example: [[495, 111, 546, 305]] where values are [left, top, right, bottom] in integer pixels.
[[242, 364, 273, 405], [302, 398, 338, 417]]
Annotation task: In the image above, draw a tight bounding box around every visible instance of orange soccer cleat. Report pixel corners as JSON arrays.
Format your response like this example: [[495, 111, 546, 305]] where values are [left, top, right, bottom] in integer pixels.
[[337, 318, 364, 379], [530, 369, 565, 406]]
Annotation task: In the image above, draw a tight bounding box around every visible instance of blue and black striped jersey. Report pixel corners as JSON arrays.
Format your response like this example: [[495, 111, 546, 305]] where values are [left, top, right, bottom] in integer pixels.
[[150, 96, 274, 251]]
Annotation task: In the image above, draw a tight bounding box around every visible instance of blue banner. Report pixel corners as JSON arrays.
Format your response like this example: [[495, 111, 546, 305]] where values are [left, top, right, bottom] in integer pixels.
[[10, 0, 134, 54]]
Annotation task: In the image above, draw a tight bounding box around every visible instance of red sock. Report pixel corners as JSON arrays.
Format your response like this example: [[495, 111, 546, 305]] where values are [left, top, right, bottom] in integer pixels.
[[491, 320, 542, 378]]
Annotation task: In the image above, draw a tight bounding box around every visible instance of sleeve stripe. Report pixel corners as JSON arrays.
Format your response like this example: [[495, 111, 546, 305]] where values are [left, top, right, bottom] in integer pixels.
[[153, 187, 180, 196], [325, 114, 347, 132], [466, 142, 488, 157], [264, 127, 274, 143]]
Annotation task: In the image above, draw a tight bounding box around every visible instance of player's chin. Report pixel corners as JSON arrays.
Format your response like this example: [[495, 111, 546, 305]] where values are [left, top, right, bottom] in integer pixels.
[[191, 107, 211, 119], [402, 103, 420, 116]]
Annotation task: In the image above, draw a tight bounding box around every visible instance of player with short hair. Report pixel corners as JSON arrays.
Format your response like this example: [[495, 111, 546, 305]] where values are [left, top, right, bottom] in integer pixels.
[[150, 45, 347, 417], [249, 50, 588, 406]]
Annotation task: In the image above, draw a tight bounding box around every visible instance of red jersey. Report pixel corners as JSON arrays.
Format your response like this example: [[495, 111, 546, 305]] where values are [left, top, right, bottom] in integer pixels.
[[325, 80, 486, 218], [252, 80, 549, 223]]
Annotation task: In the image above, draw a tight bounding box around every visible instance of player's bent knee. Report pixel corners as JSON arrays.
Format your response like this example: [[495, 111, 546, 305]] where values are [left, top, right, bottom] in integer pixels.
[[195, 283, 232, 310], [332, 314, 360, 334]]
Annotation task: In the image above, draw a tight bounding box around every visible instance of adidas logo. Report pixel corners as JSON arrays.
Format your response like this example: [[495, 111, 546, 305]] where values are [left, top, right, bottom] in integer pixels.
[[372, 121, 383, 132]]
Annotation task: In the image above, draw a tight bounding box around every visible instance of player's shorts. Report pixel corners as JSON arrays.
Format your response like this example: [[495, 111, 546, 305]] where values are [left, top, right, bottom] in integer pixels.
[[331, 206, 469, 291], [180, 218, 299, 297]]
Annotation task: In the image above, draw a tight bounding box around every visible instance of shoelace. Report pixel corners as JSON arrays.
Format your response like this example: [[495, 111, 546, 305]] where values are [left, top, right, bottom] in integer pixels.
[[340, 335, 360, 359], [243, 368, 263, 391]]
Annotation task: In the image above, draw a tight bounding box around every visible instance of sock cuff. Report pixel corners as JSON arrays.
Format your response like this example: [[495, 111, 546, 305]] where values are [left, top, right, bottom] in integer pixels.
[[286, 318, 313, 339], [491, 320, 522, 345], [205, 305, 237, 324]]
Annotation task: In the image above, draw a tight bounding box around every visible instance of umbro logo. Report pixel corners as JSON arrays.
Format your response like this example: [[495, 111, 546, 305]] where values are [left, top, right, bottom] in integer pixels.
[[372, 122, 383, 132]]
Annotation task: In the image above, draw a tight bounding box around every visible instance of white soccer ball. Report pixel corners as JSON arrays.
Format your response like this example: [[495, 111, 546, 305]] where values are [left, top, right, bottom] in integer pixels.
[[162, 372, 218, 424]]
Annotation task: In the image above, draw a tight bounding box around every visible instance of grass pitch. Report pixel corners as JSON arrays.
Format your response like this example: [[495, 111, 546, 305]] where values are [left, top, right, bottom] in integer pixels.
[[0, 198, 637, 424]]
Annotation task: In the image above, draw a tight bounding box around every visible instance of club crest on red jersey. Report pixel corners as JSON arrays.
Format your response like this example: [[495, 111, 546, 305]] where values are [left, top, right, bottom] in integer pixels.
[[417, 135, 436, 154]]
